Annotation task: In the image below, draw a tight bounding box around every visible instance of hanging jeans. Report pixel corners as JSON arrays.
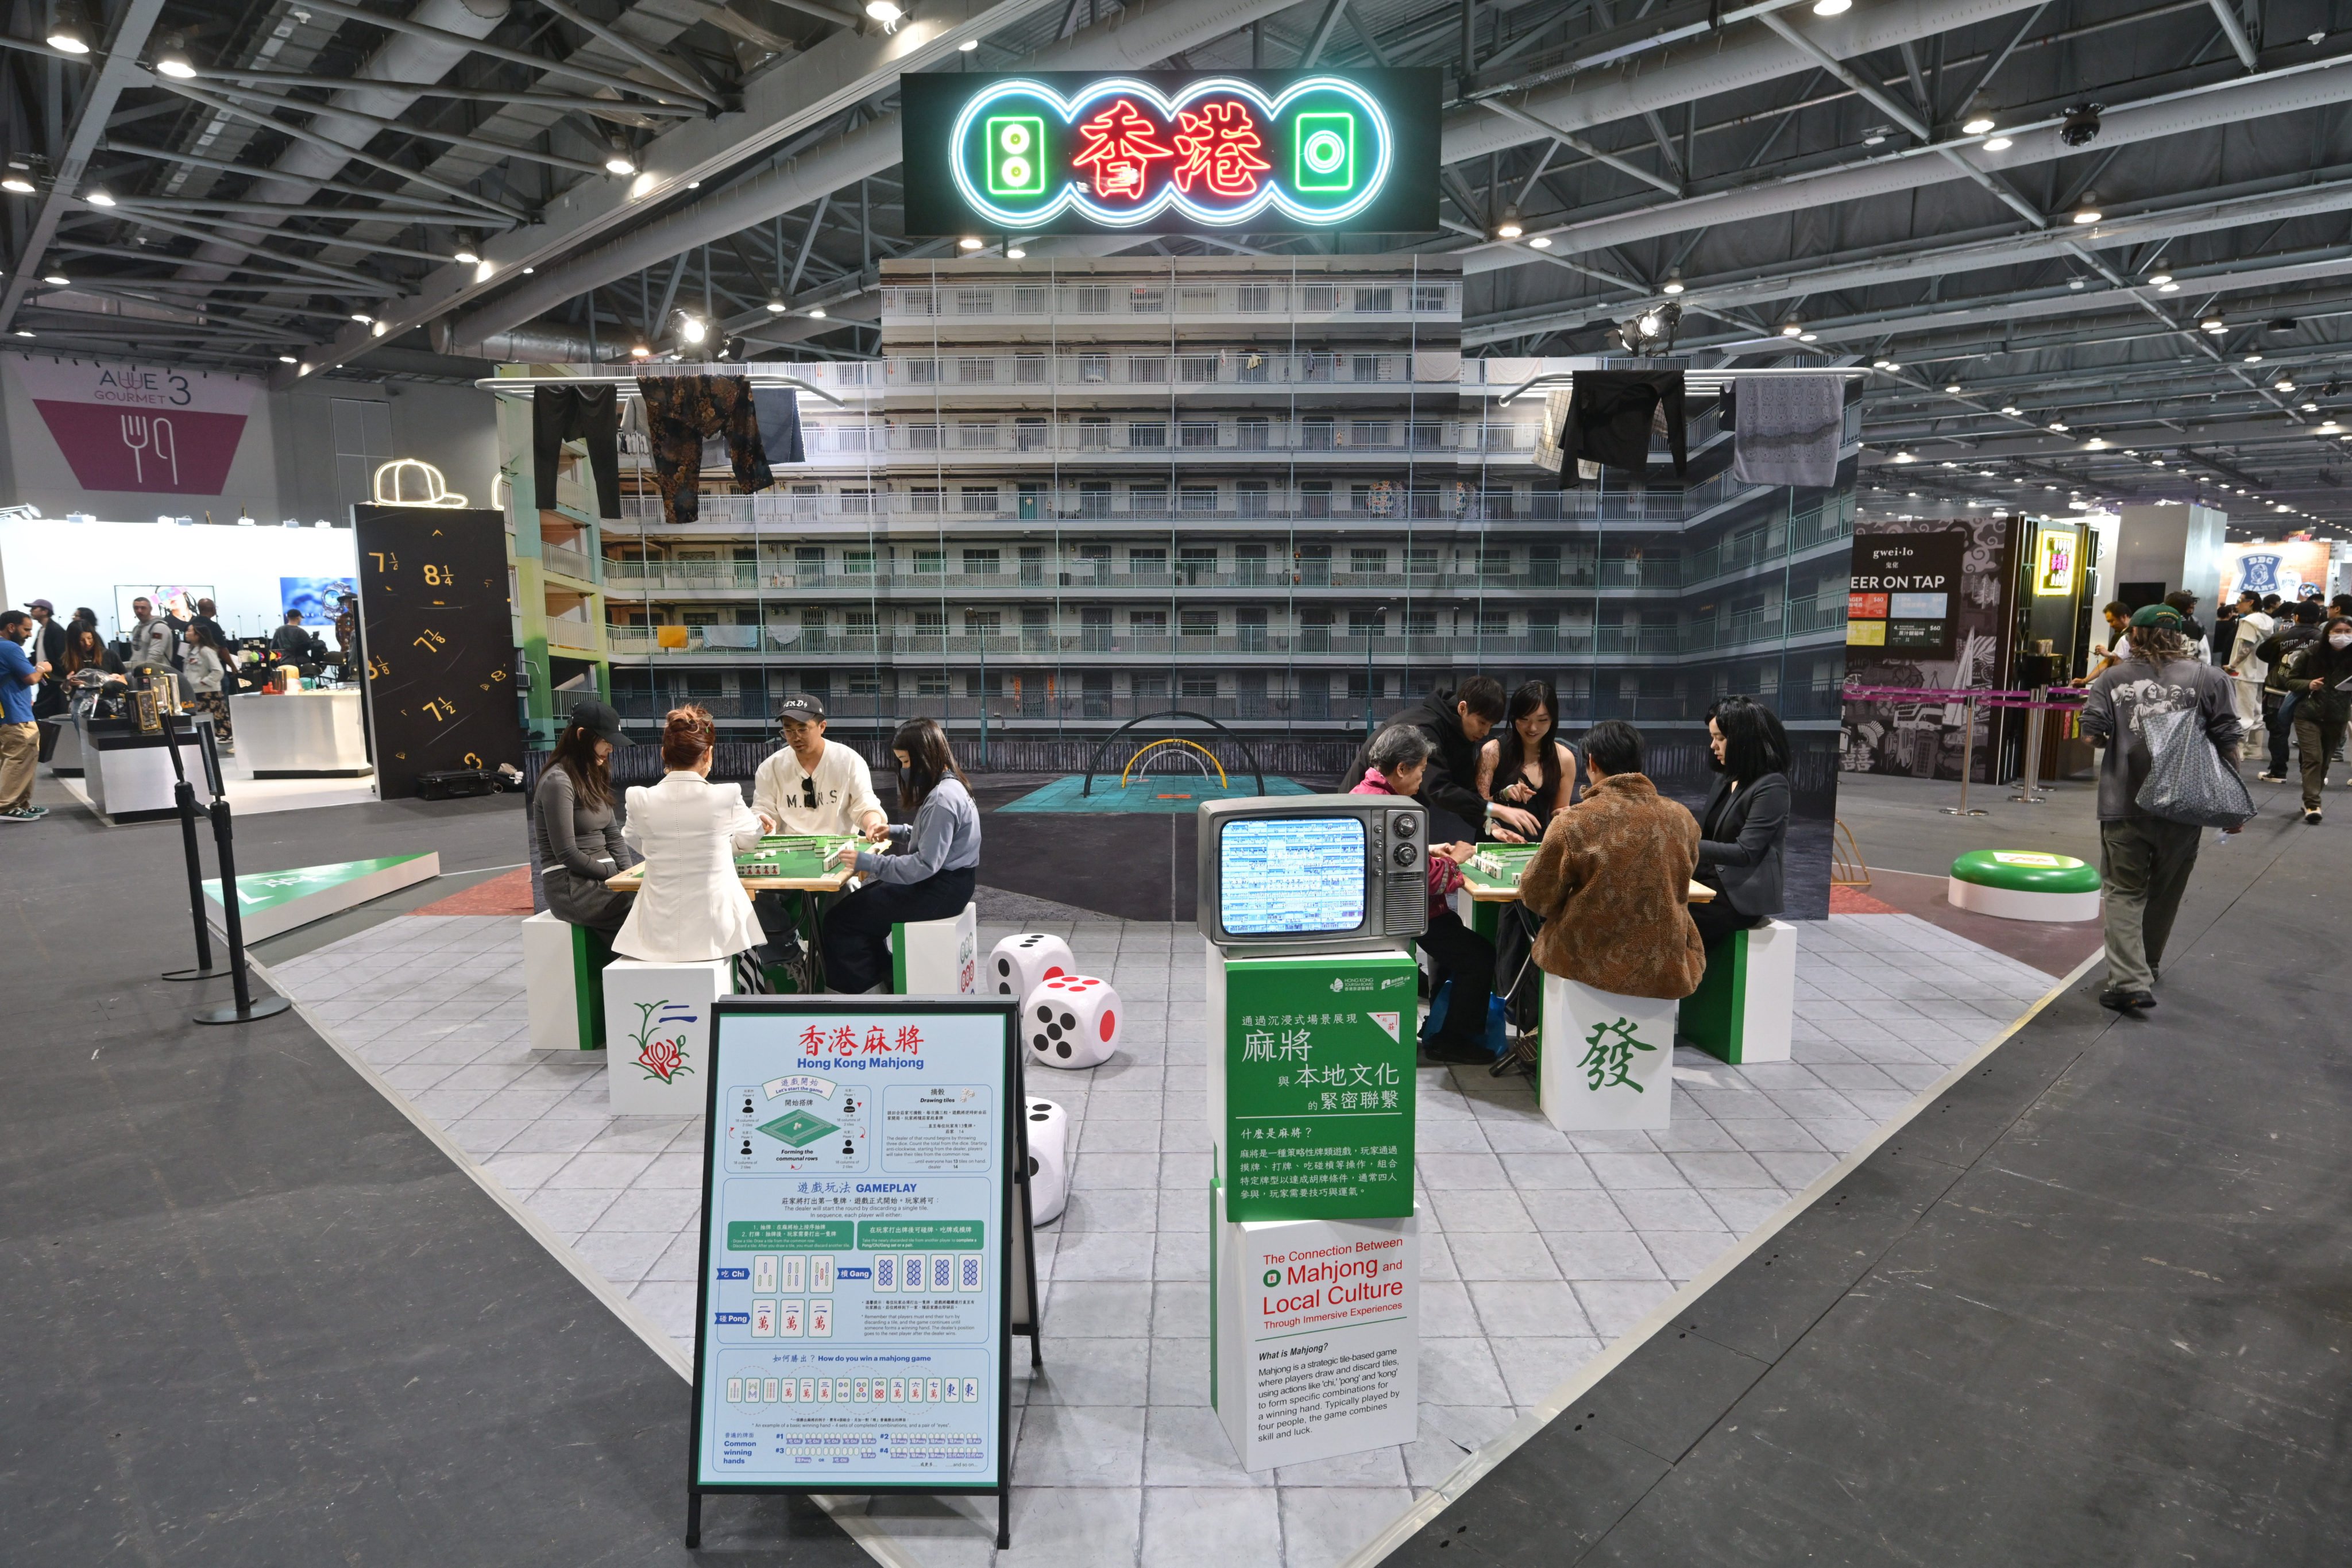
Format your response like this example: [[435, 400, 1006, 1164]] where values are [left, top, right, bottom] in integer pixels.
[[1558, 370, 1687, 484], [531, 384, 623, 519], [638, 374, 773, 525], [752, 387, 805, 466]]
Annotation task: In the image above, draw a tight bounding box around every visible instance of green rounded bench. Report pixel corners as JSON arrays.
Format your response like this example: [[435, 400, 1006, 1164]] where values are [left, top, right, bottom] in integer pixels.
[[1947, 849, 2100, 922]]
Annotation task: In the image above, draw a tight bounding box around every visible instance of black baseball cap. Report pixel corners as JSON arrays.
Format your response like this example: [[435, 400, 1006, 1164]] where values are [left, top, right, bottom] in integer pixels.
[[777, 693, 827, 723], [569, 698, 633, 746]]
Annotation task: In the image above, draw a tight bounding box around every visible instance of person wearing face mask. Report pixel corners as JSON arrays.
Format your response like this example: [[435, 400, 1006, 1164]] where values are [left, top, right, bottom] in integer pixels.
[[1690, 695, 1793, 953], [821, 717, 982, 994], [1342, 677, 1539, 845], [2285, 617, 2352, 824], [612, 706, 764, 975]]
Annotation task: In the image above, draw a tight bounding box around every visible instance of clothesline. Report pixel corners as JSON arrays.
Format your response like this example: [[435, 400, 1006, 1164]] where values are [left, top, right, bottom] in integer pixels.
[[475, 371, 848, 408], [1497, 365, 1871, 405]]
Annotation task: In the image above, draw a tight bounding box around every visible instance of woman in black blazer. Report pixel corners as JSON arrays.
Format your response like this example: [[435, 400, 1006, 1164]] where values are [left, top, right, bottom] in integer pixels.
[[1690, 696, 1791, 951]]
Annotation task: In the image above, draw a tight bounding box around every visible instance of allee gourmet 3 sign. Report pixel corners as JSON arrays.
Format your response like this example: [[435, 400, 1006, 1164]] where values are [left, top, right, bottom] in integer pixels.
[[901, 69, 1440, 235], [16, 356, 257, 495]]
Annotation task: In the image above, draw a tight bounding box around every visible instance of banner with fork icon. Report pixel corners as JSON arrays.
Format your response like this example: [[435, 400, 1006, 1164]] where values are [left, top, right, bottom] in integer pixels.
[[13, 357, 257, 494]]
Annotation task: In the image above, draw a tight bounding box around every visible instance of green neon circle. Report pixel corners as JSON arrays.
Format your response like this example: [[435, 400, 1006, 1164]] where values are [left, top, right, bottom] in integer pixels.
[[1303, 129, 1346, 174], [1949, 849, 2099, 894]]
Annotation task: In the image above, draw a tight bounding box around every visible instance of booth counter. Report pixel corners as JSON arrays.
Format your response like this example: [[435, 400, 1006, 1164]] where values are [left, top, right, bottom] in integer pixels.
[[71, 712, 217, 824], [230, 689, 371, 778]]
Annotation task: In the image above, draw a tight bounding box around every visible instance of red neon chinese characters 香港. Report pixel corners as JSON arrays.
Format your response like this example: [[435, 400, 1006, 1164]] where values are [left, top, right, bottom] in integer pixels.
[[1072, 98, 1173, 201], [1172, 99, 1271, 198]]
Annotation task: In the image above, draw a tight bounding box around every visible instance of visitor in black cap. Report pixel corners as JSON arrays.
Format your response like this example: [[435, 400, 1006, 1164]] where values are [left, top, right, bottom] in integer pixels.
[[534, 698, 639, 934]]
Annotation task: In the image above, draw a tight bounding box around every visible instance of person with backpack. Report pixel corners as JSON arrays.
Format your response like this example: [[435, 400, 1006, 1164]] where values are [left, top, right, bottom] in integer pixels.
[[2281, 616, 2352, 824], [2255, 600, 2324, 782], [2077, 603, 2243, 1013]]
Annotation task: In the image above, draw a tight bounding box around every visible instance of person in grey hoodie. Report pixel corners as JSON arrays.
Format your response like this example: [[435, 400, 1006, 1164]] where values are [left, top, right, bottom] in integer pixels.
[[2077, 603, 2242, 1014], [821, 717, 981, 993]]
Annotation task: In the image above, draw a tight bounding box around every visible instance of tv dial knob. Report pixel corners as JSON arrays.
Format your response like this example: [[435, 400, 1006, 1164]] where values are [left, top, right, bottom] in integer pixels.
[[1393, 813, 1418, 838], [1392, 843, 1417, 868]]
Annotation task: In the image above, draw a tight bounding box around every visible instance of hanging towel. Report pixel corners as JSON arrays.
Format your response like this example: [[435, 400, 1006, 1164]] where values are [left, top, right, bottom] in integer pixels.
[[531, 384, 622, 519], [752, 386, 806, 465], [1557, 370, 1687, 485], [1731, 375, 1845, 488], [637, 373, 773, 525]]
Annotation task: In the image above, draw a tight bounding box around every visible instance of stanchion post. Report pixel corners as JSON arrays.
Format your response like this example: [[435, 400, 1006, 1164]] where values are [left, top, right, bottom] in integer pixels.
[[191, 766, 293, 1026], [1941, 690, 1987, 817], [2010, 686, 2049, 804], [157, 710, 223, 982]]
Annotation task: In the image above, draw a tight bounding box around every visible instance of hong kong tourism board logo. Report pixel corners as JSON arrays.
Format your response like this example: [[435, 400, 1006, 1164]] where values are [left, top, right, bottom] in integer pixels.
[[949, 75, 1393, 230]]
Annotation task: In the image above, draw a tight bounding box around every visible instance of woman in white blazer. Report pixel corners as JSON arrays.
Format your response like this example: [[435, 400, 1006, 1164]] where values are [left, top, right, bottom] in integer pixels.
[[612, 706, 764, 964]]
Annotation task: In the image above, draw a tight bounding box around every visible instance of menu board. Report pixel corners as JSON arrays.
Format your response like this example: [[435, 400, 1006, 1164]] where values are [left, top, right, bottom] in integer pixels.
[[690, 998, 1025, 1517], [1847, 528, 1965, 655], [1218, 817, 1367, 935]]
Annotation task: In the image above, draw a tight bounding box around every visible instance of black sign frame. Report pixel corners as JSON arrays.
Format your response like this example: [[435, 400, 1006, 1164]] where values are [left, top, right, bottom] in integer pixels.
[[350, 504, 521, 798]]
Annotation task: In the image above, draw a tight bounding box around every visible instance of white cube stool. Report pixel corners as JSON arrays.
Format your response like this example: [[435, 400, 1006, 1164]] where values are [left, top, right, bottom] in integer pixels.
[[891, 902, 978, 995], [604, 956, 733, 1115], [523, 910, 603, 1053], [1021, 974, 1121, 1070], [1678, 919, 1797, 1066], [1539, 975, 1676, 1131], [988, 932, 1076, 998]]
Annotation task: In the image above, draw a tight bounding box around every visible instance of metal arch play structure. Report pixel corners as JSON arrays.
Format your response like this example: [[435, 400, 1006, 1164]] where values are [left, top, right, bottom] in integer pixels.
[[1121, 737, 1228, 789], [1079, 709, 1266, 798]]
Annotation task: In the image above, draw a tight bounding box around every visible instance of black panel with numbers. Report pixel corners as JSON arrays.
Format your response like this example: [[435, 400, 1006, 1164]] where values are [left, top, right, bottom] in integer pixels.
[[352, 505, 523, 801]]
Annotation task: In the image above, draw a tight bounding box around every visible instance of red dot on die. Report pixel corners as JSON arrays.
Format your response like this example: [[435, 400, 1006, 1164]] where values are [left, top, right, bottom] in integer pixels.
[[1100, 1010, 1115, 1041], [1044, 965, 1065, 979]]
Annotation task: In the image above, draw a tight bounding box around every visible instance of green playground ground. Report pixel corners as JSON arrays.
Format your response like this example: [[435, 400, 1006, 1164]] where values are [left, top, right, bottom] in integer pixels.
[[997, 773, 1319, 814]]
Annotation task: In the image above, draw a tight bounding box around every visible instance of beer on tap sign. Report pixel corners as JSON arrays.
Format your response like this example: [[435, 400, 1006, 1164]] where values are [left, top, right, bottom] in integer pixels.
[[901, 70, 1440, 235]]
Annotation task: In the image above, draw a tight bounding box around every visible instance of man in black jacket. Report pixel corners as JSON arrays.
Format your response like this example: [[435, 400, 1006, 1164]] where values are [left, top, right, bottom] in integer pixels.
[[2256, 601, 2323, 782], [1342, 677, 1538, 843]]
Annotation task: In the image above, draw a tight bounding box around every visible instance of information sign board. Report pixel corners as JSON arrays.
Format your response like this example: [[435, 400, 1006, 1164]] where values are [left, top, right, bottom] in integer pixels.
[[687, 997, 1036, 1548], [901, 69, 1441, 235], [1847, 528, 1965, 656], [1205, 948, 1418, 1223]]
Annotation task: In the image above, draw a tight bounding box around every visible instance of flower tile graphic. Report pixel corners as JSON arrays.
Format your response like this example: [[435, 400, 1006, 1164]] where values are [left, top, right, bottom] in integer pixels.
[[630, 999, 700, 1083]]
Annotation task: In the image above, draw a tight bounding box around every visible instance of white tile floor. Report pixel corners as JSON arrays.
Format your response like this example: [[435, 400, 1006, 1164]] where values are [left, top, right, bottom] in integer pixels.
[[266, 911, 2056, 1568]]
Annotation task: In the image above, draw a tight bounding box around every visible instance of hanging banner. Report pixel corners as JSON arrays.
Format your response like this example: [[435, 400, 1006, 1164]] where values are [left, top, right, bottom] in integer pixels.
[[901, 69, 1442, 235], [688, 998, 1037, 1548], [15, 357, 257, 494], [2220, 539, 2333, 605]]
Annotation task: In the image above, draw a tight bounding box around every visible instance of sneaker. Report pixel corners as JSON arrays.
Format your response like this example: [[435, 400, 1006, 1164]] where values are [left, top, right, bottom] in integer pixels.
[[2306, 809, 2323, 825], [2099, 986, 2157, 1012], [2257, 772, 2287, 783], [0, 806, 38, 823]]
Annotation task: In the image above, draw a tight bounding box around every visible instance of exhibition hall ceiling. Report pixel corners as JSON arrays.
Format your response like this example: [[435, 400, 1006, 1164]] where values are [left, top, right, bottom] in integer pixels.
[[7, 0, 2352, 528]]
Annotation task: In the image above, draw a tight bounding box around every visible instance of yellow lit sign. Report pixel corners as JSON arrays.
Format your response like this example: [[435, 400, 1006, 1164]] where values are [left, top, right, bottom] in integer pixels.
[[2032, 526, 2077, 597]]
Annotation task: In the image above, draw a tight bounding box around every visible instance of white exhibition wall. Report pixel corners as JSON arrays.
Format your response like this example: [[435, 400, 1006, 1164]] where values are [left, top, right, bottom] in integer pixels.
[[0, 518, 358, 639]]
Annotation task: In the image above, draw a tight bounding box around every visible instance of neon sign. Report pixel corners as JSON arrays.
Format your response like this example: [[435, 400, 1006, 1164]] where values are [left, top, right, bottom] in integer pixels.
[[2032, 526, 2078, 596], [902, 69, 1439, 237]]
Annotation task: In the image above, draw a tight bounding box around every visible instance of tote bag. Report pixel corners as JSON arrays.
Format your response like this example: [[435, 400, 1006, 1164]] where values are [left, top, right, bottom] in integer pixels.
[[2135, 705, 2256, 828]]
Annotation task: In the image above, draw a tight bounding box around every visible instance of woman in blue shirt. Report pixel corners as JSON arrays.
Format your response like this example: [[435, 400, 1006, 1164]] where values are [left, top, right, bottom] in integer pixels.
[[822, 717, 982, 992]]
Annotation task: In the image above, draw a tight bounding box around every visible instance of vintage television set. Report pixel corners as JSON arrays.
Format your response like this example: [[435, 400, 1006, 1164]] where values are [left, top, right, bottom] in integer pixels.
[[1195, 795, 1427, 955]]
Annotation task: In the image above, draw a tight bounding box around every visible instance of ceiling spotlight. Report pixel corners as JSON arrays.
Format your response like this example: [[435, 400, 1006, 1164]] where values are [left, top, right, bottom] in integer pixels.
[[2203, 315, 2227, 333], [1781, 319, 1803, 338], [765, 296, 787, 313], [678, 313, 706, 345], [2147, 264, 2173, 286], [1799, 331, 1818, 342], [1661, 268, 1684, 295], [1005, 246, 1026, 258], [2067, 277, 2087, 290], [2246, 353, 2264, 364], [2304, 402, 2321, 412], [2157, 280, 2180, 293], [352, 311, 373, 323], [83, 186, 115, 207], [1872, 359, 1894, 370], [2048, 422, 2069, 432], [864, 0, 905, 23], [1494, 206, 1524, 240], [807, 306, 827, 319], [2085, 436, 2108, 450], [2277, 379, 2296, 392], [1528, 235, 1552, 249], [1962, 107, 1998, 137], [958, 235, 984, 251], [604, 138, 638, 177], [2323, 421, 2342, 434], [959, 36, 979, 51], [45, 1, 92, 53], [1812, 0, 1851, 13], [630, 343, 651, 358], [370, 319, 387, 336], [278, 354, 296, 364], [1862, 127, 1889, 147], [1, 173, 32, 195], [2071, 203, 2102, 225], [1982, 136, 2013, 153], [41, 273, 68, 287], [2000, 405, 2022, 416], [2060, 102, 2103, 148], [1944, 383, 1963, 394], [2150, 458, 2165, 466], [1893, 450, 1915, 464], [154, 34, 197, 78], [13, 329, 30, 338], [453, 240, 480, 264]]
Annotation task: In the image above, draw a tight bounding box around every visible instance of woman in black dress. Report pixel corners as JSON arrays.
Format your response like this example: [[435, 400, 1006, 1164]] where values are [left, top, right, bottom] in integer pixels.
[[1475, 679, 1580, 840], [1690, 695, 1791, 952]]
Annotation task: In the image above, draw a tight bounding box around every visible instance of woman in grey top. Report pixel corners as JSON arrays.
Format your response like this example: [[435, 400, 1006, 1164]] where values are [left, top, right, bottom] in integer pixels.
[[821, 717, 981, 993], [535, 699, 639, 932]]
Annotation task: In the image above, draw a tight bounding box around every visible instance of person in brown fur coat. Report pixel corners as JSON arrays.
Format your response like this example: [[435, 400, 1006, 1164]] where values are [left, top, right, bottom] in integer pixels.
[[1516, 719, 1707, 1001]]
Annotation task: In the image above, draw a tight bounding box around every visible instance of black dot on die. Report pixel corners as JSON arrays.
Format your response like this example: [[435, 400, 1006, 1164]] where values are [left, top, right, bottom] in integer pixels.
[[1036, 1005, 1052, 1022], [1046, 1022, 1063, 1040], [1056, 1042, 1071, 1059], [1059, 1012, 1076, 1031], [1032, 1034, 1049, 1051], [1029, 1110, 1049, 1121]]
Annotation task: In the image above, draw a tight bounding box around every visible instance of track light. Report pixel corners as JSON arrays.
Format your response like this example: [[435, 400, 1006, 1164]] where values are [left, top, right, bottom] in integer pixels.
[[604, 138, 638, 177], [46, 1, 92, 54]]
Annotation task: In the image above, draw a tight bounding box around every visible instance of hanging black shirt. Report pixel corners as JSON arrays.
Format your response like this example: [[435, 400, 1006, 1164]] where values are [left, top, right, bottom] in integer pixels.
[[1557, 369, 1687, 485]]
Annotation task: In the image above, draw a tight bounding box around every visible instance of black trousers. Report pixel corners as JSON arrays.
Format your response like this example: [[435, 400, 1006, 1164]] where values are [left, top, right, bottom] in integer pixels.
[[1416, 912, 1496, 1048], [1689, 893, 1762, 952], [823, 867, 979, 994], [532, 384, 622, 519]]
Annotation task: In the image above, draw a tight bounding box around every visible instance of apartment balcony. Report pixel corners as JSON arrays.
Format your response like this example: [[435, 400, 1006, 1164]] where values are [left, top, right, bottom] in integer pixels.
[[879, 278, 1459, 337], [597, 625, 1831, 663], [884, 349, 1459, 400], [540, 540, 601, 585], [597, 565, 1690, 600]]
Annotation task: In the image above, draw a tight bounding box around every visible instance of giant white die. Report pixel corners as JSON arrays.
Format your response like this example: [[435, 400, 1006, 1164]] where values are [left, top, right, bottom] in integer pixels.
[[1022, 974, 1120, 1069], [989, 932, 1076, 999], [1538, 974, 1675, 1131], [1024, 1098, 1070, 1225], [603, 956, 733, 1115]]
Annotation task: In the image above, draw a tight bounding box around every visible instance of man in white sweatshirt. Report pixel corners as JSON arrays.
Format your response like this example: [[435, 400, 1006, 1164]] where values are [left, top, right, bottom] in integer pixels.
[[749, 694, 888, 980]]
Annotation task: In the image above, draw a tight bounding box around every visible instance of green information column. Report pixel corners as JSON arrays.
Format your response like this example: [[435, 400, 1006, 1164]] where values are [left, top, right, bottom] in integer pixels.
[[1203, 943, 1420, 1471]]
